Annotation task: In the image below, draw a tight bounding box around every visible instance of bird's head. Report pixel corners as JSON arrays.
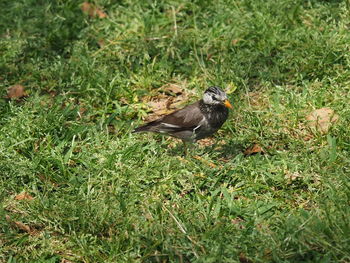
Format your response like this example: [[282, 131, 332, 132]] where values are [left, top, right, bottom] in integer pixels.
[[203, 86, 233, 109]]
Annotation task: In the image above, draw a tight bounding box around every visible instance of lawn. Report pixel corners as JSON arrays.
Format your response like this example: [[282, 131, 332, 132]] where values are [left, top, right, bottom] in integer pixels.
[[1, 0, 350, 262]]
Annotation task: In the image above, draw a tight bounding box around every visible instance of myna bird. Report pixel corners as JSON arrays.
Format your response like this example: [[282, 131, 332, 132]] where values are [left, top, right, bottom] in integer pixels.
[[133, 86, 233, 154]]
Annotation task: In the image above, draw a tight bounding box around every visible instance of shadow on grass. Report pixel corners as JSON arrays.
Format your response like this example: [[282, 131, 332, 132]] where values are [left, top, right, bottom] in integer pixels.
[[164, 138, 248, 159], [163, 141, 187, 156], [209, 140, 247, 159]]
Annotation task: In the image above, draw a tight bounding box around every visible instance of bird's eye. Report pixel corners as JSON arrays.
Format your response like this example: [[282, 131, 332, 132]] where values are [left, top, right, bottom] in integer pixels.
[[212, 96, 219, 101]]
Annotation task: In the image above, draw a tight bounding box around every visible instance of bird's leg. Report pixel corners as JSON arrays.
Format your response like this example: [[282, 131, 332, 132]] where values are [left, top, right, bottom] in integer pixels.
[[182, 140, 188, 156]]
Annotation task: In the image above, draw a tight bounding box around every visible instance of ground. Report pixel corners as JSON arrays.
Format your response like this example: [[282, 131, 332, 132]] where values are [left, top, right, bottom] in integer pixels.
[[1, 0, 350, 262]]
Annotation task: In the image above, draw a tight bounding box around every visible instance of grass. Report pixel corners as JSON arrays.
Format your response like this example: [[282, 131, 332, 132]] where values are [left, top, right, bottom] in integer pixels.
[[1, 0, 350, 262]]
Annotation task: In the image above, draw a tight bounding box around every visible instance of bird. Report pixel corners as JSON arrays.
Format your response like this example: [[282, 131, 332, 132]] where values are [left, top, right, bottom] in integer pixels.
[[132, 86, 233, 155]]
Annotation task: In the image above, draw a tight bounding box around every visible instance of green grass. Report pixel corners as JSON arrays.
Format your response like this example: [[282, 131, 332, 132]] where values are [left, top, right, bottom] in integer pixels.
[[1, 0, 350, 262]]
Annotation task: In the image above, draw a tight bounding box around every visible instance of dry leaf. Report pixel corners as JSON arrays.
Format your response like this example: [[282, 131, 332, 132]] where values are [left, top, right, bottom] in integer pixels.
[[143, 95, 175, 121], [49, 91, 57, 97], [7, 84, 26, 99], [147, 97, 172, 112], [14, 192, 34, 201], [244, 144, 264, 156], [142, 82, 191, 121], [81, 2, 107, 18], [120, 97, 129, 105], [197, 137, 216, 147], [303, 133, 313, 141], [6, 215, 36, 235], [306, 107, 338, 134], [239, 252, 253, 263], [78, 107, 87, 118], [225, 82, 238, 94], [232, 39, 241, 45], [231, 218, 245, 229], [177, 156, 189, 163], [14, 221, 31, 233], [161, 83, 183, 95], [193, 173, 205, 178], [285, 171, 301, 184], [193, 155, 217, 168], [166, 96, 175, 109], [97, 39, 105, 47], [207, 162, 217, 169]]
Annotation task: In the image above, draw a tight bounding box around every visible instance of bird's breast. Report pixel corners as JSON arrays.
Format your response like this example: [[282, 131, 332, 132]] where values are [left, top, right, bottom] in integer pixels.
[[207, 107, 228, 129]]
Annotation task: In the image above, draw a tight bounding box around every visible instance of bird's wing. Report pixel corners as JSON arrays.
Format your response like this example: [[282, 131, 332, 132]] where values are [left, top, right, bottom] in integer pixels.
[[157, 101, 205, 132], [132, 102, 205, 134]]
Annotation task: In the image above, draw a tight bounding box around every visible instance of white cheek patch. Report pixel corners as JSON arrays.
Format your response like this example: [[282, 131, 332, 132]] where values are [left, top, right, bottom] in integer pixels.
[[203, 93, 212, 104]]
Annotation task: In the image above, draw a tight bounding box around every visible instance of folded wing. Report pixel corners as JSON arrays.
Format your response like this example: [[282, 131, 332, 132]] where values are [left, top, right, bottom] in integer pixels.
[[133, 102, 204, 134]]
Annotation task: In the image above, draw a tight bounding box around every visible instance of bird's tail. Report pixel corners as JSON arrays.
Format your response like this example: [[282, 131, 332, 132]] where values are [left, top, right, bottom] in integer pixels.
[[132, 121, 158, 133]]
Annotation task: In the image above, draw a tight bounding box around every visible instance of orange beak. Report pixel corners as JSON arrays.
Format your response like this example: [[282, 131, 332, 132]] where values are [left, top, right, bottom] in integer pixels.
[[224, 99, 233, 109]]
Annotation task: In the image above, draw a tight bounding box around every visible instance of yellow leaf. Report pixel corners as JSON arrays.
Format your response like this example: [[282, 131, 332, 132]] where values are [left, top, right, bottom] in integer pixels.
[[225, 82, 238, 94]]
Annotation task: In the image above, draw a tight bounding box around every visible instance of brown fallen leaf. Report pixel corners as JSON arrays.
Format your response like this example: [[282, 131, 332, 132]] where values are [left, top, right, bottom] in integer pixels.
[[97, 39, 105, 48], [306, 107, 339, 134], [303, 133, 313, 141], [197, 137, 216, 147], [7, 84, 26, 99], [49, 91, 57, 97], [161, 83, 184, 95], [119, 97, 129, 105], [143, 94, 175, 121], [285, 171, 301, 184], [147, 96, 172, 111], [14, 192, 34, 201], [14, 221, 32, 233], [239, 252, 253, 263], [78, 107, 87, 118], [6, 215, 36, 235], [244, 144, 264, 156], [141, 82, 191, 121], [81, 2, 107, 18], [232, 39, 241, 45], [231, 217, 245, 229]]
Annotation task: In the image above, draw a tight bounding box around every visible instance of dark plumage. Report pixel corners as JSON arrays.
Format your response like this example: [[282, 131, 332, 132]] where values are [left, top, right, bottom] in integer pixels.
[[133, 86, 232, 153]]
